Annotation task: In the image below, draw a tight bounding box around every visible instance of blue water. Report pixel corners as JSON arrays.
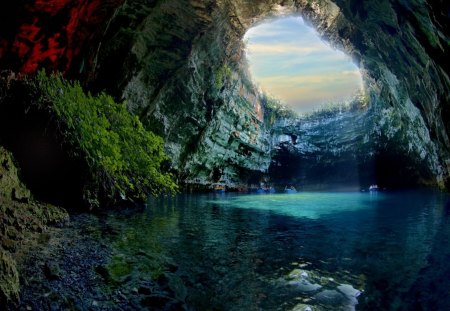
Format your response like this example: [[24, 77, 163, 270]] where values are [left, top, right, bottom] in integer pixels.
[[107, 191, 450, 310]]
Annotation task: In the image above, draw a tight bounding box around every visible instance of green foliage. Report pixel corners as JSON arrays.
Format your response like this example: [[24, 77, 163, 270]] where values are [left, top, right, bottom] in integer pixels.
[[260, 93, 298, 126], [34, 71, 177, 204], [302, 89, 369, 120], [214, 64, 233, 90]]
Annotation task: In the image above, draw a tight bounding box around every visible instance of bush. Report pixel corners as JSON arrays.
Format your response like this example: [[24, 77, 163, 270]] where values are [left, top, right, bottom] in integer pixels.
[[260, 93, 298, 125], [33, 71, 177, 206]]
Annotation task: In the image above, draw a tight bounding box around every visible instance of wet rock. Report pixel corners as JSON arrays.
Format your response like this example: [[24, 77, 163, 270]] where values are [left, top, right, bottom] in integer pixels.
[[288, 279, 322, 293], [288, 269, 314, 280], [337, 284, 361, 298], [319, 276, 335, 286], [292, 304, 313, 311], [313, 289, 347, 305]]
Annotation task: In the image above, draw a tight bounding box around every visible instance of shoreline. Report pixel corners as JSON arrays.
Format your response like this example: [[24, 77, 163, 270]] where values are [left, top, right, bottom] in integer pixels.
[[8, 211, 186, 311]]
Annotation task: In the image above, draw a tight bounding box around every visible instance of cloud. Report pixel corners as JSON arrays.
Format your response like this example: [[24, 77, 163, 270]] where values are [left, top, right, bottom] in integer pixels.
[[246, 43, 323, 55], [245, 16, 363, 113], [255, 71, 363, 112]]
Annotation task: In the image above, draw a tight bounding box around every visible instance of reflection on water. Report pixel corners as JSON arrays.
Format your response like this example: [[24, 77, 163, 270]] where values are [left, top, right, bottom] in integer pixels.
[[105, 191, 450, 310], [211, 192, 382, 219]]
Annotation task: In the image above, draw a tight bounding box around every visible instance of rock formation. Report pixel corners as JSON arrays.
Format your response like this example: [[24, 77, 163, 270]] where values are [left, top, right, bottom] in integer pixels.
[[0, 0, 449, 190]]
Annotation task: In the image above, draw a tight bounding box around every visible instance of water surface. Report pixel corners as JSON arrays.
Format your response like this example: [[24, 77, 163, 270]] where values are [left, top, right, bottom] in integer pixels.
[[106, 191, 450, 310]]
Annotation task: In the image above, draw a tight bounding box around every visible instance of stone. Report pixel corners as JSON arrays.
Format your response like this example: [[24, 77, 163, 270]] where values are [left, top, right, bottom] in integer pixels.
[[288, 279, 322, 293], [292, 303, 314, 311], [337, 284, 361, 298], [288, 269, 311, 279], [313, 289, 347, 305], [0, 249, 19, 304]]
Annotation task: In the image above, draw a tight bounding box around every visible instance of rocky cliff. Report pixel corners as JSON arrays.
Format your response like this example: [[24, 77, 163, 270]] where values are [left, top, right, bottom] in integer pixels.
[[0, 0, 449, 189], [270, 97, 437, 189], [0, 146, 68, 304]]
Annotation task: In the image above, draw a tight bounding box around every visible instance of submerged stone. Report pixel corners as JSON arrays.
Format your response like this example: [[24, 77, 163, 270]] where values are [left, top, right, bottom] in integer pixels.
[[337, 284, 361, 298], [288, 279, 322, 293], [292, 303, 314, 311], [313, 289, 347, 305]]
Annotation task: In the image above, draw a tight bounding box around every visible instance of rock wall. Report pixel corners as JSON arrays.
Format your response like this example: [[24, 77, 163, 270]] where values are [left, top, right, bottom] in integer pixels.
[[270, 99, 437, 189], [0, 0, 449, 189], [0, 146, 68, 304], [293, 0, 450, 188], [91, 0, 450, 189]]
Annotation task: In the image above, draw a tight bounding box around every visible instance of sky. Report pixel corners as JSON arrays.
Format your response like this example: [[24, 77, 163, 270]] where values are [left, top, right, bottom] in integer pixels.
[[244, 16, 363, 113]]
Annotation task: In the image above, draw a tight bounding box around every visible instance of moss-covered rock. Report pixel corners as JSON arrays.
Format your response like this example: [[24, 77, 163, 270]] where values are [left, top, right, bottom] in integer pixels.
[[0, 146, 68, 304], [0, 249, 19, 305], [0, 146, 31, 203]]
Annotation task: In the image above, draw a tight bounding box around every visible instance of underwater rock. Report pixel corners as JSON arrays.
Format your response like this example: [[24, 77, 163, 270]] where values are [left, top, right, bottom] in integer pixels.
[[292, 303, 313, 311], [337, 284, 361, 298], [288, 279, 322, 293], [288, 269, 316, 280], [313, 289, 347, 305]]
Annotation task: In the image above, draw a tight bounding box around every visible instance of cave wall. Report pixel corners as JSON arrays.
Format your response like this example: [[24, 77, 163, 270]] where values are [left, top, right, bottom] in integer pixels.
[[297, 0, 450, 188], [270, 101, 437, 190], [0, 0, 449, 189]]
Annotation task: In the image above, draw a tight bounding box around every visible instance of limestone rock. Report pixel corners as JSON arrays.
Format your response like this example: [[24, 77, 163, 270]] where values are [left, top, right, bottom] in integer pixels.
[[0, 0, 448, 189], [0, 249, 19, 304]]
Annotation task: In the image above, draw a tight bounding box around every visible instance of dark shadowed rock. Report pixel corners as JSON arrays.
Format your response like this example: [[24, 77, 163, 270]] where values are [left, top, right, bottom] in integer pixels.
[[44, 261, 62, 280]]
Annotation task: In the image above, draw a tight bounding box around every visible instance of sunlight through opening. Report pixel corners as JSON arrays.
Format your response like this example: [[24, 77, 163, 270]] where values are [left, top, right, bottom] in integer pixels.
[[244, 16, 364, 113]]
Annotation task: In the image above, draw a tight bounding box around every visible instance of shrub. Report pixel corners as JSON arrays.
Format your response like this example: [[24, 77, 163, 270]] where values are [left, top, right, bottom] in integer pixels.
[[214, 64, 233, 90], [33, 71, 177, 206], [260, 93, 298, 125]]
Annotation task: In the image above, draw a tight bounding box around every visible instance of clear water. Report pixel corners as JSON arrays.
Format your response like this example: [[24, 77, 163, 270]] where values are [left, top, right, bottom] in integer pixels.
[[106, 191, 450, 310]]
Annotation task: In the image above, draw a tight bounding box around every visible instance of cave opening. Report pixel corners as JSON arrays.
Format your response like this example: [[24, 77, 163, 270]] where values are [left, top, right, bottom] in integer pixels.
[[243, 14, 371, 190], [243, 15, 364, 114]]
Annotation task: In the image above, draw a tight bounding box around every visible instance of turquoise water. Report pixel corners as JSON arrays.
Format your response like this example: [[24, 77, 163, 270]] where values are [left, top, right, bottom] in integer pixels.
[[107, 191, 450, 310]]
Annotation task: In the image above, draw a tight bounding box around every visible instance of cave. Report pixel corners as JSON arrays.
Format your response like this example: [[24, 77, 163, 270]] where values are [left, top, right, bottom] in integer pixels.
[[0, 0, 449, 191], [0, 0, 450, 309]]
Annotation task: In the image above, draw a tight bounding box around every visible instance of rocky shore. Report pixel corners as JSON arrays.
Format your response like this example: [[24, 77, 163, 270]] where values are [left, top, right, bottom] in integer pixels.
[[7, 211, 186, 311], [1, 146, 183, 310], [0, 147, 68, 304]]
